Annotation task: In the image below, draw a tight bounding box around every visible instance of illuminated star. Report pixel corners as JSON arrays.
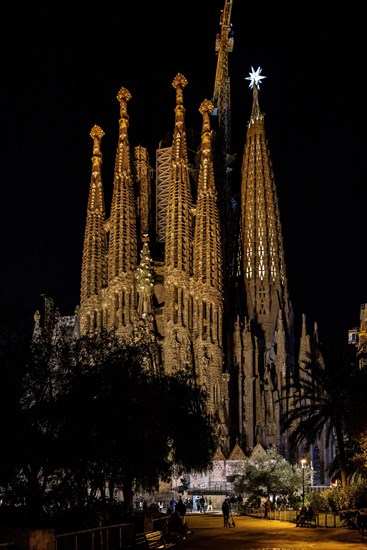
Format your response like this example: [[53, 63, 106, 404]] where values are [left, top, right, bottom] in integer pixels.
[[245, 66, 266, 89]]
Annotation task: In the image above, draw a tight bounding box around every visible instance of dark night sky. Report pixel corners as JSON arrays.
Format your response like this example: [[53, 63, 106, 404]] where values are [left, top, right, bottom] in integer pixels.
[[2, 3, 366, 344]]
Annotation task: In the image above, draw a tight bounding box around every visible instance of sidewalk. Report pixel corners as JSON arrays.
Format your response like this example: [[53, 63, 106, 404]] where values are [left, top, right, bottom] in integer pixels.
[[179, 512, 366, 549]]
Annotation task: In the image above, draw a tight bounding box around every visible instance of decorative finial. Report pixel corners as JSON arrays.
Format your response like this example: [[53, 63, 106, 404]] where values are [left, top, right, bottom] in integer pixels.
[[245, 66, 266, 89]]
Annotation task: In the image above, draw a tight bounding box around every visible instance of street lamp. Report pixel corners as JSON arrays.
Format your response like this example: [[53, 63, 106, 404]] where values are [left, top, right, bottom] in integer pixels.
[[300, 456, 307, 506]]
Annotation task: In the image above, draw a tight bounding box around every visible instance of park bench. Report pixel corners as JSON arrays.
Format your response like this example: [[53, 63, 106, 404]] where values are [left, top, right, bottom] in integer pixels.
[[134, 530, 177, 549], [296, 512, 318, 527]]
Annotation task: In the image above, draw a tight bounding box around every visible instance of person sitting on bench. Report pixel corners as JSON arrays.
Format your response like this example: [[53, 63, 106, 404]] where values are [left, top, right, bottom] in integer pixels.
[[296, 505, 307, 526], [306, 505, 315, 522]]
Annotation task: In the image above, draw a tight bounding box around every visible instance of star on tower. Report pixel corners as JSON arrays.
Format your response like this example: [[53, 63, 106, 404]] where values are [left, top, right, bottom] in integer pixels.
[[245, 66, 266, 89]]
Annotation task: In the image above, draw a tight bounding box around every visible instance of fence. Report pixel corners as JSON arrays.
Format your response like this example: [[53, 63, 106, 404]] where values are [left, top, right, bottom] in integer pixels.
[[242, 507, 344, 528], [56, 523, 135, 550]]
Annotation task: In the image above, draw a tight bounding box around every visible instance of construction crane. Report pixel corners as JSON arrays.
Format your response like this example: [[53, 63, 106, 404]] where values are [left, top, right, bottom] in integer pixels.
[[212, 0, 234, 158], [211, 0, 242, 387], [212, 0, 239, 284], [212, 0, 236, 280]]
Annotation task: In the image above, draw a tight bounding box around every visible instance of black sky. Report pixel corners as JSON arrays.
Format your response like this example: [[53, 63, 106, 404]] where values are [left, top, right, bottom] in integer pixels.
[[2, 3, 366, 344]]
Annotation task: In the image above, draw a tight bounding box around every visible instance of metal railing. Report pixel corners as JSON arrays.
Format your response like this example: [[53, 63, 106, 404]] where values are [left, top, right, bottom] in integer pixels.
[[187, 482, 235, 495], [242, 506, 344, 528], [55, 523, 135, 550]]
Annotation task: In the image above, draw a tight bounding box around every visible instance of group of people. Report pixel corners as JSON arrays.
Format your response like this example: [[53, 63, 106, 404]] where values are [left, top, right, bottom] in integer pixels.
[[195, 495, 211, 512], [168, 497, 193, 513]]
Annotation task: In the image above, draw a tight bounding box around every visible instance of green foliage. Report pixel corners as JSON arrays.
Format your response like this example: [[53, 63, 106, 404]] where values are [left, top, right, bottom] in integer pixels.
[[230, 446, 301, 501], [280, 340, 364, 487], [326, 435, 367, 484], [353, 433, 367, 480], [0, 330, 218, 525], [307, 483, 367, 513], [0, 299, 31, 485], [306, 490, 331, 512]]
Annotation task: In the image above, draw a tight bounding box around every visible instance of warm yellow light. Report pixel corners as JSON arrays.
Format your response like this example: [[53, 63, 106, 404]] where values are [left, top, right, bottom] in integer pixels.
[[300, 456, 307, 468]]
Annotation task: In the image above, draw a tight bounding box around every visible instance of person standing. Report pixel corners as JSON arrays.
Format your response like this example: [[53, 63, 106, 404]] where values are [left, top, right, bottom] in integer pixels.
[[170, 510, 183, 537], [207, 496, 213, 511], [176, 496, 187, 521], [185, 498, 193, 512], [170, 497, 177, 512], [200, 495, 206, 512], [222, 497, 230, 527], [264, 497, 271, 519]]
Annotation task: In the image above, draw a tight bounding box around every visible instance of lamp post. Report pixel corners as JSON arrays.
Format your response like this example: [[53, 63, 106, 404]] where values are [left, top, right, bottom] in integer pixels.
[[300, 457, 307, 506]]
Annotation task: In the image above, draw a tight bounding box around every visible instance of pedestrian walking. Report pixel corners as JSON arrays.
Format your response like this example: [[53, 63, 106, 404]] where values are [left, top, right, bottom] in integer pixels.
[[222, 497, 230, 527]]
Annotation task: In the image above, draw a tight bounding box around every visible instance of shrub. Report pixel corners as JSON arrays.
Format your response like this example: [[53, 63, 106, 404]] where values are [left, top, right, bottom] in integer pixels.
[[308, 483, 367, 513]]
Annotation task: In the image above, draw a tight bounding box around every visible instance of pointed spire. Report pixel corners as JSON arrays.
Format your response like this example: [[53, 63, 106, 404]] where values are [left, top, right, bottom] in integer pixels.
[[164, 73, 193, 273], [250, 84, 263, 124], [117, 87, 131, 126], [194, 98, 222, 290], [135, 145, 151, 241], [88, 125, 106, 213], [198, 98, 215, 190], [101, 86, 138, 336], [240, 67, 295, 451], [171, 73, 189, 162], [193, 98, 226, 441], [136, 234, 154, 317], [241, 68, 290, 347], [108, 86, 137, 283], [80, 125, 107, 335], [164, 73, 194, 372], [245, 66, 266, 125]]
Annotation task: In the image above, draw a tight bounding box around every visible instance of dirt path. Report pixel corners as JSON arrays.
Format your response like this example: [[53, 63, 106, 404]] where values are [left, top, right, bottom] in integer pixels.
[[179, 512, 365, 549]]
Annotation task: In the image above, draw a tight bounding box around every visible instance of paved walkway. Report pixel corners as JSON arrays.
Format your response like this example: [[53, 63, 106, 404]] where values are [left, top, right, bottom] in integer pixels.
[[178, 512, 366, 549]]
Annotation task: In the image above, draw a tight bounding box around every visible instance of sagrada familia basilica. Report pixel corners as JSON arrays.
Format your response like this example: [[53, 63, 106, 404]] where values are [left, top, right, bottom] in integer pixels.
[[33, 1, 338, 488]]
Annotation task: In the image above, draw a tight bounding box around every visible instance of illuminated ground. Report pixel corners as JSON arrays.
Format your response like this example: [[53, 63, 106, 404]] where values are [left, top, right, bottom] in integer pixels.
[[179, 512, 365, 549]]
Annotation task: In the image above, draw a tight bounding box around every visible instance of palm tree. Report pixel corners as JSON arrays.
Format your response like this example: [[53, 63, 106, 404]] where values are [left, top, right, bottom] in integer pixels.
[[281, 340, 359, 488]]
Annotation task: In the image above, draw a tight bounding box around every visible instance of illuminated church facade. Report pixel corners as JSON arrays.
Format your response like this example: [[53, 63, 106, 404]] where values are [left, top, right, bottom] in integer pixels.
[[33, 1, 335, 485]]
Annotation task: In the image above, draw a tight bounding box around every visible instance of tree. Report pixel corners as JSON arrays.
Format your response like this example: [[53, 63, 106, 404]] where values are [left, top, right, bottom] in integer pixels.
[[229, 446, 302, 503], [0, 329, 219, 521], [352, 434, 367, 481], [281, 340, 361, 488], [0, 328, 78, 521], [60, 333, 219, 509], [0, 299, 30, 498]]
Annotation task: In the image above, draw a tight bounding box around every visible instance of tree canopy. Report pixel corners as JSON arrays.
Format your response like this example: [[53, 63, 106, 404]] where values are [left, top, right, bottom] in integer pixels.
[[229, 446, 303, 505], [0, 330, 218, 524], [281, 340, 367, 487]]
